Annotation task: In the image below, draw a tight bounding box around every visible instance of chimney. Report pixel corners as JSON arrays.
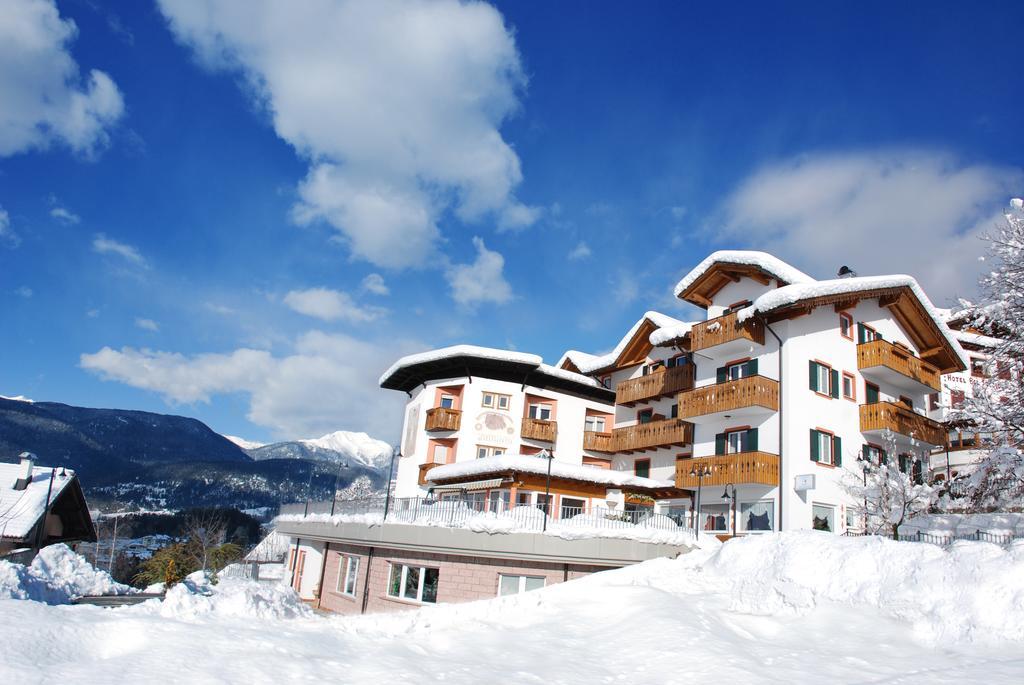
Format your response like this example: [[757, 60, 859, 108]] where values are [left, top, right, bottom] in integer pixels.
[[13, 451, 36, 491]]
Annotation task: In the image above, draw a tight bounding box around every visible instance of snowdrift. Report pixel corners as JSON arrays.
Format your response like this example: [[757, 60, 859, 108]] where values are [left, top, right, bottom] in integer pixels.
[[0, 544, 132, 604], [156, 572, 312, 621]]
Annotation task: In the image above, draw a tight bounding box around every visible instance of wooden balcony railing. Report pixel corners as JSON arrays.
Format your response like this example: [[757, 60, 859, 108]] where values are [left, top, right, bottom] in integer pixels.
[[859, 402, 946, 446], [678, 376, 779, 419], [583, 431, 615, 453], [425, 406, 462, 432], [613, 418, 693, 453], [418, 462, 442, 485], [690, 312, 765, 353], [522, 417, 557, 442], [616, 364, 695, 406], [857, 340, 941, 391], [675, 452, 780, 488]]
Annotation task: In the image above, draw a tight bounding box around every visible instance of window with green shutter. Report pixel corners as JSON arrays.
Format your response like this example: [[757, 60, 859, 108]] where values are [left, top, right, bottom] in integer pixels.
[[810, 429, 820, 461], [809, 361, 833, 396], [810, 429, 834, 464], [715, 432, 727, 455], [829, 369, 839, 399], [865, 382, 880, 404]]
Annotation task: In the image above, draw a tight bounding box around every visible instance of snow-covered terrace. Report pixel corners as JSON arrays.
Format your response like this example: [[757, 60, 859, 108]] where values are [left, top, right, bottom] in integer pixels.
[[426, 454, 677, 492]]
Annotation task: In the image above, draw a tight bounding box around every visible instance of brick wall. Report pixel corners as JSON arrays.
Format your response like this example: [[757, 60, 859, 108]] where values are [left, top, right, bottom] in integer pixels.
[[316, 542, 614, 615]]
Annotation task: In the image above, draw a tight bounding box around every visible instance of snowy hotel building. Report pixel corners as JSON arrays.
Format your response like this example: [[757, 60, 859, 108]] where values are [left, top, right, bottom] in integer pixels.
[[279, 250, 969, 613]]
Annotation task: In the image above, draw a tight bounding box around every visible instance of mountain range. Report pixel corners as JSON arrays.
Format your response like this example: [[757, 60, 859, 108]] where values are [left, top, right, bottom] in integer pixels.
[[0, 396, 392, 513]]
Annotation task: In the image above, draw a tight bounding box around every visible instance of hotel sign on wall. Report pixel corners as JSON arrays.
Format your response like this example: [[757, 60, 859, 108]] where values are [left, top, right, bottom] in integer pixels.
[[474, 411, 515, 448]]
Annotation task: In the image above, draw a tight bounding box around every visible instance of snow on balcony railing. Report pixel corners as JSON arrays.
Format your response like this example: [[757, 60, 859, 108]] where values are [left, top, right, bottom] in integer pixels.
[[277, 496, 700, 546]]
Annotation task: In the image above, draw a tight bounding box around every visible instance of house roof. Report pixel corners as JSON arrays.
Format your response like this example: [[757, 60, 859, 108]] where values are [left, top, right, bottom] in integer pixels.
[[379, 345, 614, 403], [557, 311, 694, 375], [0, 462, 86, 541], [674, 250, 814, 306]]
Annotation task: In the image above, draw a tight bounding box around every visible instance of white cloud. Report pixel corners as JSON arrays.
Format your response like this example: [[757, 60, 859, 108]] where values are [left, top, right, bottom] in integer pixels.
[[135, 317, 159, 332], [80, 331, 415, 440], [360, 273, 389, 296], [612, 271, 639, 305], [92, 234, 146, 266], [670, 206, 687, 220], [50, 206, 80, 224], [445, 236, 513, 307], [0, 0, 124, 157], [0, 206, 17, 246], [14, 286, 32, 298], [86, 308, 99, 318], [568, 241, 592, 261], [158, 0, 536, 269], [714, 150, 1022, 302], [283, 287, 385, 323], [204, 302, 236, 316]]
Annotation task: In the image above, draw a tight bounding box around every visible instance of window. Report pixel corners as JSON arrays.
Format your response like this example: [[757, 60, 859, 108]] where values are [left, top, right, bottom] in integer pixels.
[[839, 312, 853, 340], [898, 395, 914, 409], [812, 504, 835, 532], [498, 574, 545, 596], [516, 492, 533, 507], [699, 503, 730, 533], [599, 376, 612, 389], [715, 428, 757, 455], [439, 394, 456, 409], [482, 392, 511, 409], [950, 389, 965, 409], [842, 372, 856, 401], [857, 323, 881, 344], [929, 393, 940, 411], [488, 489, 510, 513], [528, 403, 553, 421], [584, 415, 606, 432], [723, 299, 752, 315], [739, 500, 774, 533], [716, 358, 757, 384], [431, 444, 449, 464], [809, 361, 838, 398], [476, 445, 505, 459], [971, 357, 987, 378], [634, 458, 651, 478], [809, 429, 841, 466], [535, 494, 552, 514], [865, 382, 880, 405], [862, 443, 886, 465], [666, 355, 686, 369], [560, 497, 586, 519], [637, 408, 654, 424], [337, 556, 359, 596], [388, 564, 439, 604]]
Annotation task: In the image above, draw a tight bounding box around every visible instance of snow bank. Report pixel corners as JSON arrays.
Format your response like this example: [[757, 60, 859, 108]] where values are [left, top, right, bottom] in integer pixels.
[[703, 531, 1024, 643], [0, 544, 132, 604], [157, 575, 312, 621]]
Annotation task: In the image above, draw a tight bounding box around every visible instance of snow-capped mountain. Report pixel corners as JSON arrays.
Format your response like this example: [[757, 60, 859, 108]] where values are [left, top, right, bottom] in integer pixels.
[[244, 430, 394, 471], [224, 435, 266, 450]]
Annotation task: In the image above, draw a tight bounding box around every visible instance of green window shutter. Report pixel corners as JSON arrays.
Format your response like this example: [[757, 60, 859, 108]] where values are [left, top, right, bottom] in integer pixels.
[[833, 435, 842, 466], [745, 428, 758, 452], [879, 448, 887, 465], [876, 331, 883, 341], [714, 433, 726, 455], [809, 361, 819, 391], [716, 367, 727, 384], [670, 403, 679, 419], [865, 383, 879, 404], [857, 323, 866, 344], [830, 369, 840, 399], [810, 429, 820, 462], [745, 358, 758, 376], [898, 455, 908, 473], [862, 444, 871, 461]]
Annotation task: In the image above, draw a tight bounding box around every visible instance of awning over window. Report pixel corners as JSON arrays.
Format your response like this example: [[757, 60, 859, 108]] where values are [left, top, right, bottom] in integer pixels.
[[430, 478, 506, 493]]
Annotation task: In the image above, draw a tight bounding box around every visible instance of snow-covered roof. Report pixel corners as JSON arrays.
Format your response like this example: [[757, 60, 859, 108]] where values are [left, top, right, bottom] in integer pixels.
[[953, 329, 1002, 350], [673, 250, 815, 299], [734, 275, 969, 370], [427, 454, 677, 491], [649, 321, 696, 346], [558, 311, 692, 374], [0, 462, 77, 540]]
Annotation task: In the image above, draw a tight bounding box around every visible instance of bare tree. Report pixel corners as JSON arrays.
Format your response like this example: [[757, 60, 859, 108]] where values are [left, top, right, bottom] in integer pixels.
[[182, 510, 228, 572], [844, 460, 934, 540]]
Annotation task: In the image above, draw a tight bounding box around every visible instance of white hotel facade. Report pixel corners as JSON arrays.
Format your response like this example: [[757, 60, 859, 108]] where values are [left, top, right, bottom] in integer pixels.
[[381, 251, 967, 536]]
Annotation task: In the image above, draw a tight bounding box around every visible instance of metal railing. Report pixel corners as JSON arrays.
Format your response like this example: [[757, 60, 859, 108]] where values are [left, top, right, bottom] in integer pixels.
[[279, 496, 696, 536], [844, 529, 1024, 546]]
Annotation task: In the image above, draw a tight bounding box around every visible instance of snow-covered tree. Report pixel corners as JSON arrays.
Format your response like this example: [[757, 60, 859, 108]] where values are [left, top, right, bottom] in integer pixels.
[[844, 457, 934, 540], [953, 198, 1024, 509], [335, 475, 379, 501]]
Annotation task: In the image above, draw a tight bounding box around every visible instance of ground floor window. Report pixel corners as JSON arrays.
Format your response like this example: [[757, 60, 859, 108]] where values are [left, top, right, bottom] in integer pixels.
[[739, 500, 774, 532], [388, 563, 439, 604], [699, 503, 729, 533], [488, 489, 510, 512], [535, 494, 553, 514], [560, 497, 586, 519], [516, 491, 533, 507], [498, 574, 545, 596], [812, 503, 835, 532], [338, 555, 359, 596]]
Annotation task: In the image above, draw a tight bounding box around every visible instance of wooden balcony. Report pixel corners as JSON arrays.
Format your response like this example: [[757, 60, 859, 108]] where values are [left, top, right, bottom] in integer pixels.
[[678, 376, 779, 422], [616, 364, 695, 406], [857, 339, 941, 393], [690, 312, 765, 354], [860, 402, 946, 447], [418, 462, 441, 485], [521, 417, 557, 442], [425, 406, 461, 432], [675, 452, 780, 488], [583, 431, 615, 453], [613, 418, 693, 453]]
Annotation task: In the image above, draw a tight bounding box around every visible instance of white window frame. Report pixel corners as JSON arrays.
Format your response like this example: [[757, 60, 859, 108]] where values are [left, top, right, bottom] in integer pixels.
[[815, 363, 832, 395], [476, 445, 505, 459], [726, 362, 747, 381], [725, 429, 748, 454], [387, 563, 439, 604], [439, 394, 456, 409], [337, 555, 359, 596], [528, 403, 553, 421], [482, 392, 495, 408], [739, 499, 775, 533], [585, 415, 606, 432], [812, 503, 836, 533], [817, 431, 834, 465], [497, 574, 546, 596], [432, 444, 448, 464], [497, 394, 510, 410], [842, 373, 855, 400]]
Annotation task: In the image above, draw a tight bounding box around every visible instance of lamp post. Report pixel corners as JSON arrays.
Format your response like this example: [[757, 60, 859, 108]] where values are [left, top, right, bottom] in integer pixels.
[[856, 453, 869, 533], [689, 463, 712, 540], [329, 461, 350, 516], [720, 483, 737, 537], [541, 449, 554, 532], [383, 446, 400, 521]]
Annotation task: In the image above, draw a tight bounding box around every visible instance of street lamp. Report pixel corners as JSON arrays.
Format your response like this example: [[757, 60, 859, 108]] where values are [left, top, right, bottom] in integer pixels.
[[856, 453, 869, 533], [540, 449, 554, 532], [720, 483, 737, 537], [689, 463, 712, 540], [329, 461, 351, 516]]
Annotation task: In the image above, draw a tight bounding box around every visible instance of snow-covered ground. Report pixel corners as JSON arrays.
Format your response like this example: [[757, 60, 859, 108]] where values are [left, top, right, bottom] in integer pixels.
[[3, 532, 1024, 683]]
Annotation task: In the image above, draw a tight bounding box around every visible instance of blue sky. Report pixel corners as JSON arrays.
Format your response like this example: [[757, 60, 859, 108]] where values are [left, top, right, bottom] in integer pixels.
[[2, 0, 1023, 444]]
